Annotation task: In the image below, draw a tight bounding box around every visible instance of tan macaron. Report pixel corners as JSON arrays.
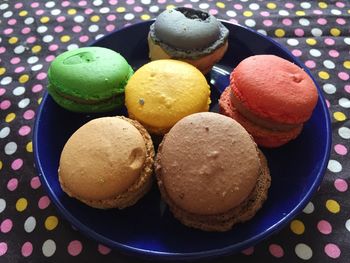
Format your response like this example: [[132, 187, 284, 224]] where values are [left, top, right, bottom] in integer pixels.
[[59, 116, 154, 209]]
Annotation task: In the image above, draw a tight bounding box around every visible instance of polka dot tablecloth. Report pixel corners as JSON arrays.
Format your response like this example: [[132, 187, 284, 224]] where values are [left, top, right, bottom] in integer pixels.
[[0, 0, 349, 262]]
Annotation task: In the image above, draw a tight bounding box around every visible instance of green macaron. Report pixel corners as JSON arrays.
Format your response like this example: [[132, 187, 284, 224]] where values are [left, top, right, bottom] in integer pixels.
[[47, 47, 133, 113]]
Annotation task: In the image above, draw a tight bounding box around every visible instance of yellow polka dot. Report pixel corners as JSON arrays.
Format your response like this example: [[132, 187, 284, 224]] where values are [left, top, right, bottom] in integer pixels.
[[0, 161, 2, 170], [40, 16, 50, 23], [290, 220, 305, 235], [275, 29, 285, 38], [166, 5, 175, 10], [318, 2, 328, 8], [19, 10, 28, 17], [16, 198, 28, 212], [32, 45, 42, 53], [116, 7, 125, 13], [19, 74, 29, 84], [5, 113, 16, 123], [45, 216, 59, 230], [141, 14, 150, 21], [26, 142, 33, 153], [9, 37, 18, 44], [348, 9, 350, 14], [306, 38, 317, 45], [326, 199, 340, 213], [334, 112, 346, 121], [330, 28, 341, 37], [0, 67, 6, 76], [216, 2, 225, 8], [318, 71, 330, 80], [38, 97, 42, 104], [60, 35, 70, 43], [243, 11, 253, 17], [90, 15, 100, 22], [296, 11, 306, 16], [267, 2, 277, 9], [67, 8, 77, 15], [343, 61, 350, 69]]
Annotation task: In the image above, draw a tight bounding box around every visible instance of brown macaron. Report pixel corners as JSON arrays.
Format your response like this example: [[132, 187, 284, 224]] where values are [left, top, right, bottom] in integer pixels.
[[59, 116, 154, 209], [155, 112, 271, 232]]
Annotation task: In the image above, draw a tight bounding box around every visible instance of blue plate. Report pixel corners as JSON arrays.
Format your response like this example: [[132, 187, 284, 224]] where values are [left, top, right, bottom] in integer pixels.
[[33, 21, 331, 261]]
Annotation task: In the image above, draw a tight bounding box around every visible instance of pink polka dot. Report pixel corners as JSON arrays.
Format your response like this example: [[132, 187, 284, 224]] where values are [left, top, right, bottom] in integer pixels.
[[45, 55, 55, 62], [98, 244, 111, 255], [334, 178, 348, 192], [7, 178, 18, 191], [32, 84, 43, 93], [234, 4, 243, 10], [26, 36, 36, 44], [21, 242, 33, 257], [325, 243, 341, 259], [72, 25, 82, 33], [14, 3, 23, 8], [263, 20, 273, 26], [338, 72, 349, 81], [329, 50, 339, 58], [294, 28, 304, 37], [54, 26, 64, 33], [334, 144, 347, 155], [15, 67, 25, 73], [10, 57, 20, 64], [209, 9, 218, 15], [85, 8, 94, 15], [8, 19, 17, 26], [107, 14, 116, 22], [305, 60, 316, 69], [0, 88, 6, 96], [0, 100, 11, 110], [11, 159, 23, 171], [229, 18, 238, 24], [326, 99, 330, 108], [38, 196, 51, 209], [0, 242, 8, 256], [313, 10, 323, 15], [36, 72, 47, 80], [126, 0, 135, 4], [292, 49, 302, 57], [317, 220, 332, 234], [183, 3, 192, 8], [241, 246, 254, 255], [345, 85, 350, 93], [19, 126, 31, 136], [62, 1, 70, 7], [260, 11, 270, 17], [109, 0, 118, 5], [57, 16, 66, 23], [68, 240, 83, 256], [35, 9, 44, 16], [4, 28, 13, 35], [79, 35, 89, 43], [285, 3, 294, 9], [1, 219, 13, 233], [106, 24, 115, 32], [134, 6, 143, 12], [317, 18, 327, 25], [78, 0, 87, 6], [269, 244, 284, 258], [336, 18, 346, 25], [21, 27, 31, 34], [0, 47, 6, 54], [282, 18, 292, 26], [30, 176, 41, 189], [31, 2, 39, 8], [158, 0, 166, 3], [336, 2, 345, 8], [324, 38, 335, 45]]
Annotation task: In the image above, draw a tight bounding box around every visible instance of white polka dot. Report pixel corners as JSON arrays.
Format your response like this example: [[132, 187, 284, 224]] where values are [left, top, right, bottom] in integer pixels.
[[24, 216, 36, 233], [331, 9, 342, 15], [45, 1, 55, 8], [0, 76, 12, 85], [344, 38, 350, 45], [249, 3, 260, 10], [24, 17, 35, 25], [51, 9, 61, 16], [346, 219, 350, 232], [93, 0, 103, 6], [226, 10, 237, 17], [295, 243, 313, 260], [88, 24, 99, 33], [323, 60, 335, 69], [257, 29, 267, 36], [279, 10, 289, 16], [328, 159, 342, 173], [100, 7, 110, 14], [124, 13, 135, 20], [18, 98, 30, 108], [3, 11, 13, 18], [199, 3, 209, 9], [339, 98, 350, 108], [240, 0, 248, 2], [299, 18, 310, 26], [339, 127, 350, 139], [37, 26, 48, 34], [323, 83, 336, 94], [0, 127, 10, 139], [42, 239, 56, 257], [311, 28, 323, 37], [0, 199, 6, 213], [0, 37, 2, 43], [0, 3, 9, 10], [309, 49, 321, 57], [95, 34, 104, 40], [245, 19, 256, 27], [141, 0, 151, 4], [31, 64, 43, 71], [287, 39, 299, 46], [300, 2, 311, 9], [149, 5, 159, 12], [43, 35, 54, 43], [14, 45, 25, 54], [27, 56, 39, 64], [303, 202, 314, 214], [13, 86, 25, 96], [5, 142, 17, 155], [74, 15, 84, 23], [190, 0, 199, 2], [67, 44, 79, 51]]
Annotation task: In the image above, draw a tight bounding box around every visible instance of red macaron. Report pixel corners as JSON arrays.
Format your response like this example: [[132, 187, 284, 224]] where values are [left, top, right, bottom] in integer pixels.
[[219, 55, 318, 147]]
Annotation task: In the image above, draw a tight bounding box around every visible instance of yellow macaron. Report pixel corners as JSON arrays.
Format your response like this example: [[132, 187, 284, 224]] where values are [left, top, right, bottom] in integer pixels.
[[125, 59, 211, 134]]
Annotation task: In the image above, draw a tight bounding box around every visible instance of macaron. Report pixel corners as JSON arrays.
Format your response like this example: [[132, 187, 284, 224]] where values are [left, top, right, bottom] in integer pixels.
[[155, 112, 271, 232], [148, 7, 229, 74], [125, 59, 211, 135], [219, 55, 319, 147], [58, 116, 154, 209], [47, 47, 133, 113]]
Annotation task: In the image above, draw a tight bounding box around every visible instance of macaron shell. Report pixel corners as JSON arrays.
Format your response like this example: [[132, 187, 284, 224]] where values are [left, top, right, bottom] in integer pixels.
[[231, 55, 318, 124]]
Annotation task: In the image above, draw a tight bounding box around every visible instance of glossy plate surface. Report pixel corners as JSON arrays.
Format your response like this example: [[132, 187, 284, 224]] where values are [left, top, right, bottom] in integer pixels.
[[33, 21, 331, 260]]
